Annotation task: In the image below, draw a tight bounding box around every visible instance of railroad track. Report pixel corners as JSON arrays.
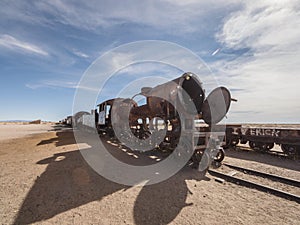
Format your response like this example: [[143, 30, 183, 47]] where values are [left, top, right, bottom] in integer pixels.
[[208, 163, 300, 204], [229, 145, 297, 159]]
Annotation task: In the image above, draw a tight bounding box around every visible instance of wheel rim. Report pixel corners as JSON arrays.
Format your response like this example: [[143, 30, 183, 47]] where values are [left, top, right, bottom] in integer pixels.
[[281, 144, 297, 156], [214, 148, 225, 162]]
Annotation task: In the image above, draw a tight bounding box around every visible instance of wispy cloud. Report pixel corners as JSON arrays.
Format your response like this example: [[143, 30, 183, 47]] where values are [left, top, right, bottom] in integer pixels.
[[25, 80, 77, 89], [211, 48, 220, 56], [0, 0, 242, 34], [0, 34, 48, 56], [72, 49, 89, 58], [25, 80, 99, 93], [26, 79, 98, 92], [213, 0, 300, 122]]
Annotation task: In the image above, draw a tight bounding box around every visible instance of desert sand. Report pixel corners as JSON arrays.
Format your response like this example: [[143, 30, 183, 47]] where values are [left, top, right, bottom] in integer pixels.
[[0, 123, 55, 141], [0, 124, 299, 224]]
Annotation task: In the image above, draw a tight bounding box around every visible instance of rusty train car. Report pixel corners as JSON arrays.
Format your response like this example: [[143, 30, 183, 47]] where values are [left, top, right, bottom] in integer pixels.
[[72, 72, 233, 169], [225, 124, 300, 157], [61, 115, 73, 126]]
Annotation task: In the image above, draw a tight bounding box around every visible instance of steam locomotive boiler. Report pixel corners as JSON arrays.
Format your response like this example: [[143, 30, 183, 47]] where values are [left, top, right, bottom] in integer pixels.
[[95, 72, 233, 169]]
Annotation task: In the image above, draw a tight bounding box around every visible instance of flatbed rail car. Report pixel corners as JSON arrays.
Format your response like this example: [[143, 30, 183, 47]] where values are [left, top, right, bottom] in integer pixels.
[[225, 124, 300, 157]]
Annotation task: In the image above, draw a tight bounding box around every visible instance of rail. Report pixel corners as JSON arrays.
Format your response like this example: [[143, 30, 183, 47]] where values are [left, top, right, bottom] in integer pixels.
[[208, 164, 300, 204]]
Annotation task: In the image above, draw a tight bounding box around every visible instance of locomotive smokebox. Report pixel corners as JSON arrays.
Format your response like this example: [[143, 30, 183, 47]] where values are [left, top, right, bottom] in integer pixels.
[[175, 72, 205, 113], [138, 72, 205, 118]]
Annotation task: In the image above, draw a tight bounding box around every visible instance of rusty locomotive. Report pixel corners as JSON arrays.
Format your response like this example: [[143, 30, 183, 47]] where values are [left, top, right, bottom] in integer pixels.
[[68, 72, 234, 170]]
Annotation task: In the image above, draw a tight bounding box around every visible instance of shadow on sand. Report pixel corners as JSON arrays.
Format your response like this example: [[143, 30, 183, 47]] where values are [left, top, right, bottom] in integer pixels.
[[37, 128, 75, 147], [14, 130, 209, 225]]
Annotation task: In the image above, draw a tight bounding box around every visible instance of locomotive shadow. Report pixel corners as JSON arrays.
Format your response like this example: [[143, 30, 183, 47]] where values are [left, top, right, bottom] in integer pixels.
[[37, 128, 76, 147], [133, 167, 208, 225], [14, 130, 209, 224], [225, 147, 300, 172], [13, 148, 127, 224], [47, 123, 72, 132]]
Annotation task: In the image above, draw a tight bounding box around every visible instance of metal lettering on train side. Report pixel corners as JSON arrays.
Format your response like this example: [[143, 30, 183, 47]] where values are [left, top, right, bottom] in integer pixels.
[[249, 128, 280, 137], [241, 128, 247, 135]]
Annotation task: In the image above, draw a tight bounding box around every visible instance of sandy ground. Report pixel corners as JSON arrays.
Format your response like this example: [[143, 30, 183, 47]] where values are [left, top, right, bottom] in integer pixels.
[[0, 125, 299, 225], [0, 123, 55, 141]]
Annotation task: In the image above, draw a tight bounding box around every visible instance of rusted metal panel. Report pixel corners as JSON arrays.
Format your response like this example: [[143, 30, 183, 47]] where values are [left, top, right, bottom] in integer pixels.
[[98, 111, 106, 125], [82, 114, 95, 128], [226, 125, 300, 146]]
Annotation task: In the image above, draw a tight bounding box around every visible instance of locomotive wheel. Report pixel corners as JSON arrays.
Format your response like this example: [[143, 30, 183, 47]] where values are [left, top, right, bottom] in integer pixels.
[[231, 138, 239, 146], [224, 138, 239, 148], [249, 141, 256, 149], [259, 143, 269, 152], [266, 143, 274, 150], [191, 151, 202, 169], [281, 144, 297, 157], [249, 142, 268, 152], [214, 148, 225, 163], [107, 128, 115, 137], [132, 127, 151, 140]]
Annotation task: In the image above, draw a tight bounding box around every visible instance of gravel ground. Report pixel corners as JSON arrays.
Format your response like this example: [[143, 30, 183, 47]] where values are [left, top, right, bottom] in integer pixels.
[[0, 125, 299, 224]]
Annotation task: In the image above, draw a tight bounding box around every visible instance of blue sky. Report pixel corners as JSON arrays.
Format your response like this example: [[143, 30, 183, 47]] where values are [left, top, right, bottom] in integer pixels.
[[0, 0, 299, 123]]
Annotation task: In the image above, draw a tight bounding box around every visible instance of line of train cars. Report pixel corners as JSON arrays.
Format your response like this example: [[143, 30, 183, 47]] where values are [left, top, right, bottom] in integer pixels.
[[62, 72, 299, 170], [63, 72, 235, 169]]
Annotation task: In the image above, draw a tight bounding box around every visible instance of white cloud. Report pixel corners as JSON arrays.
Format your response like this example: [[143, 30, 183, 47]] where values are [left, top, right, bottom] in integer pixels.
[[0, 34, 48, 56], [72, 49, 89, 58], [213, 0, 300, 123], [217, 0, 300, 52]]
